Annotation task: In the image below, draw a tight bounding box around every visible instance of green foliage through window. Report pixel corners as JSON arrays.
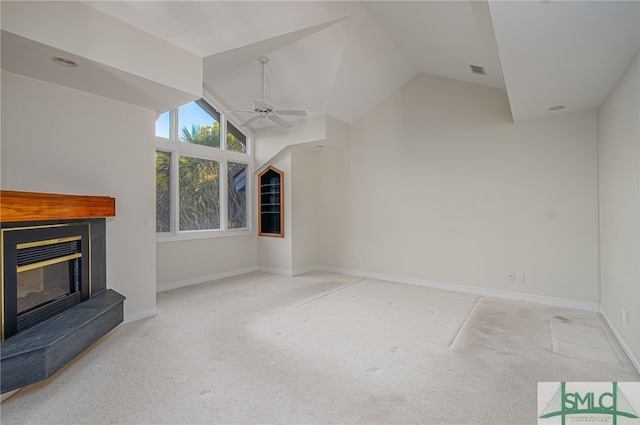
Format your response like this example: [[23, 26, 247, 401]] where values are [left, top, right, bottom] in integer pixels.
[[227, 122, 247, 153], [156, 151, 171, 232], [180, 123, 220, 148], [179, 156, 220, 231]]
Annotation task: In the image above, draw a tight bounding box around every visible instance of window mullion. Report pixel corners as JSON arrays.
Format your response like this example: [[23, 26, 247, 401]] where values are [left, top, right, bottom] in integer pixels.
[[246, 162, 253, 231], [220, 113, 227, 151], [220, 158, 228, 231], [171, 108, 179, 141], [171, 149, 180, 234]]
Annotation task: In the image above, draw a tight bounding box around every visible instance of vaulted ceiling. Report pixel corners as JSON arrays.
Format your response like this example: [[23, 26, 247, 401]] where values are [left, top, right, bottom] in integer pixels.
[[5, 1, 640, 127]]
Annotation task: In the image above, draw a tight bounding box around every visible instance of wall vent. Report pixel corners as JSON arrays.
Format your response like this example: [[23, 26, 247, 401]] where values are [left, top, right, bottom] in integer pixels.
[[470, 65, 486, 75]]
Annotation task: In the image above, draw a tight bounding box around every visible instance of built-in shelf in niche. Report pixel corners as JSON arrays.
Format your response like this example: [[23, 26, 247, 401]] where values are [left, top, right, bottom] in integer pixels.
[[258, 166, 284, 237]]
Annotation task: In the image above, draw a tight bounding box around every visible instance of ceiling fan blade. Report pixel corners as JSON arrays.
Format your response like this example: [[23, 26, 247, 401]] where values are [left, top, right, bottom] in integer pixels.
[[224, 110, 255, 114], [252, 98, 268, 111], [273, 109, 308, 117], [268, 114, 293, 129], [240, 115, 261, 127]]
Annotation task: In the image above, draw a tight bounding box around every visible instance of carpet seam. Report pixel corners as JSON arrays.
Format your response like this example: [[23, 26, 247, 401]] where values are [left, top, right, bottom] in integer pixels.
[[295, 278, 365, 308], [448, 296, 481, 349]]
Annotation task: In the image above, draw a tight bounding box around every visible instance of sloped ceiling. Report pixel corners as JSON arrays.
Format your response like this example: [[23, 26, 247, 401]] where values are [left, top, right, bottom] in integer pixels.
[[6, 1, 639, 126], [85, 0, 422, 125], [489, 0, 640, 122]]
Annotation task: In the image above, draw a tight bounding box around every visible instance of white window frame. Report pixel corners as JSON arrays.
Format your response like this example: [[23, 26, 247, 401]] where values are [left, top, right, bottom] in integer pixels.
[[156, 95, 254, 242]]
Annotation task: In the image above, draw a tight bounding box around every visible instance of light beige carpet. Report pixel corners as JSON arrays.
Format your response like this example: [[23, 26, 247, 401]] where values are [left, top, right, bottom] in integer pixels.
[[1, 271, 638, 424]]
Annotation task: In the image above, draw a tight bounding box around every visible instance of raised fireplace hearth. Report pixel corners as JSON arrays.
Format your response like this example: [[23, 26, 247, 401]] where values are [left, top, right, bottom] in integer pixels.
[[1, 191, 125, 394]]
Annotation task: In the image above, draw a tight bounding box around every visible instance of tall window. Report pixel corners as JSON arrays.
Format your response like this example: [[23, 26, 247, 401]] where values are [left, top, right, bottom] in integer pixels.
[[156, 99, 251, 239], [155, 151, 171, 232], [228, 162, 247, 228]]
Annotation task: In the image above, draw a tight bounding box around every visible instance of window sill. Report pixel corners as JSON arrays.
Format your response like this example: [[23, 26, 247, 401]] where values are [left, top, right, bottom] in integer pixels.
[[156, 229, 255, 243]]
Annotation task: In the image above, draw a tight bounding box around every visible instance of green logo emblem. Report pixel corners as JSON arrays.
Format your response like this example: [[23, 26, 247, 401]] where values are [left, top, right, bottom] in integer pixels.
[[539, 382, 639, 425]]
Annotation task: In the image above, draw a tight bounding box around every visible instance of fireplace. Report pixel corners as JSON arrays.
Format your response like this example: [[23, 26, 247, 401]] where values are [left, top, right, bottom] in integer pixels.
[[1, 190, 125, 394], [2, 223, 90, 340]]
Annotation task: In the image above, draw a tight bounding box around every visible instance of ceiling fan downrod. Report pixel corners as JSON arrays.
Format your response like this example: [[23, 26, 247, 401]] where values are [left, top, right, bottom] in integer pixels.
[[258, 56, 269, 103]]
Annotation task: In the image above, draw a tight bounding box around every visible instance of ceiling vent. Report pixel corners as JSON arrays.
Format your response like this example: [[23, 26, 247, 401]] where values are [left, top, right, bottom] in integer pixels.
[[470, 64, 486, 76]]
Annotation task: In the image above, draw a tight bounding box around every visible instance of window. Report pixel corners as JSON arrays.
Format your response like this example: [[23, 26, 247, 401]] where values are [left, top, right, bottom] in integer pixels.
[[155, 98, 252, 239], [179, 100, 220, 148], [179, 156, 220, 231], [228, 162, 247, 228], [155, 151, 171, 232], [155, 111, 171, 139], [227, 122, 247, 154]]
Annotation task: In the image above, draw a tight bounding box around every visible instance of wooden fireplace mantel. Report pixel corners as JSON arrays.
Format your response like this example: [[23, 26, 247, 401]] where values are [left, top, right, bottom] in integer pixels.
[[0, 190, 116, 222]]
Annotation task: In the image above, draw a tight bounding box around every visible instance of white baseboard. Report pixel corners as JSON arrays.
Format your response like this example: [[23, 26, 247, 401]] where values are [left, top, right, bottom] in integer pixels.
[[316, 265, 599, 312], [156, 266, 258, 293], [256, 265, 318, 277], [599, 307, 640, 374], [124, 307, 158, 324], [257, 266, 292, 277], [292, 265, 319, 276]]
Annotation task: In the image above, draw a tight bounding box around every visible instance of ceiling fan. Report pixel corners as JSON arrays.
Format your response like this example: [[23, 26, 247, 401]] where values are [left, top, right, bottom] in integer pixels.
[[229, 56, 308, 129]]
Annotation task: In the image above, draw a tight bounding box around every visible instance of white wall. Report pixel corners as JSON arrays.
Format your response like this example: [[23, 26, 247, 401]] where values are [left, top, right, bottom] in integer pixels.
[[598, 51, 640, 364], [317, 73, 599, 303], [156, 235, 257, 290], [291, 147, 318, 273], [1, 71, 157, 319]]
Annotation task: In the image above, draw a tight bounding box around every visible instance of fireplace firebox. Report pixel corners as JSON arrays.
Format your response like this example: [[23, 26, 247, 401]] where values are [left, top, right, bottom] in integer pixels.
[[2, 223, 90, 340]]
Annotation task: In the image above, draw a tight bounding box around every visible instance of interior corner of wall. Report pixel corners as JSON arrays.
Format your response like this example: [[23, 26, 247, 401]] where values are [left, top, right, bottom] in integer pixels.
[[325, 114, 352, 147]]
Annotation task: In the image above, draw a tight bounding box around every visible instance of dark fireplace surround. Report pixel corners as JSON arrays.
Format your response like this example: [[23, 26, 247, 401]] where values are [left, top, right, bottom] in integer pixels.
[[1, 191, 125, 394]]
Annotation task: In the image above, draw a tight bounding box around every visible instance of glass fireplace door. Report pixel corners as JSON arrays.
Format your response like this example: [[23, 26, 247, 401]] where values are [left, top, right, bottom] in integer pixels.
[[17, 251, 80, 315]]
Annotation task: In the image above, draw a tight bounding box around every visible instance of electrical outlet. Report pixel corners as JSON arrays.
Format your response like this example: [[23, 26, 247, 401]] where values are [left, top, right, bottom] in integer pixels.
[[622, 309, 629, 325], [515, 272, 524, 283], [145, 217, 153, 228], [506, 272, 515, 281]]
